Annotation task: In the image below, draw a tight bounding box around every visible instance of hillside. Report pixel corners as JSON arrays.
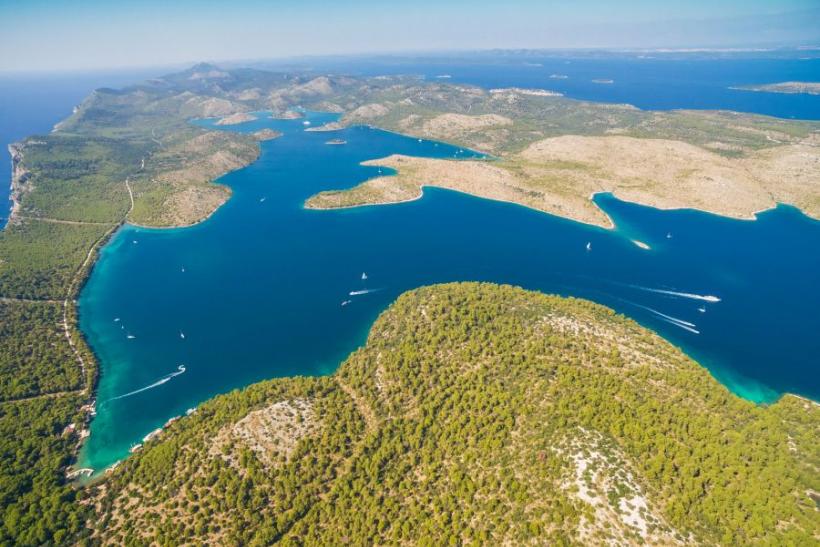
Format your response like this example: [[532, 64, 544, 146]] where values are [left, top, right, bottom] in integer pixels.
[[93, 283, 820, 545]]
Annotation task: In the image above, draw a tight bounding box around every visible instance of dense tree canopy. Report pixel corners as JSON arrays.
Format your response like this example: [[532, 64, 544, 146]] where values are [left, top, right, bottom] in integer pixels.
[[94, 283, 820, 545]]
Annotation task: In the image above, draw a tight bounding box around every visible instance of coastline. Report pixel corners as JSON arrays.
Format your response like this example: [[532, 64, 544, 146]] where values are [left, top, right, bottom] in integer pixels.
[[308, 180, 797, 230], [64, 161, 252, 477], [6, 142, 28, 226], [125, 186, 231, 230], [303, 129, 820, 229]]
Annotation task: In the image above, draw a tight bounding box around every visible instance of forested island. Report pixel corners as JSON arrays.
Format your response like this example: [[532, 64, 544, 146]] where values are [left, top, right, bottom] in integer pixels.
[[1, 63, 818, 544]]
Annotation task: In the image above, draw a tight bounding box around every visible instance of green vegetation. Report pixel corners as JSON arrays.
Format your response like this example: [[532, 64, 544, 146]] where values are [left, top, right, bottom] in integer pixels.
[[0, 395, 88, 545], [94, 283, 820, 545], [0, 301, 81, 400], [16, 136, 137, 222], [0, 220, 112, 300]]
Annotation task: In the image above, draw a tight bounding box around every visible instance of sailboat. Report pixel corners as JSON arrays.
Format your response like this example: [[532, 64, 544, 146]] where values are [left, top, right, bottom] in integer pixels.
[[362, 272, 368, 281], [586, 242, 592, 251]]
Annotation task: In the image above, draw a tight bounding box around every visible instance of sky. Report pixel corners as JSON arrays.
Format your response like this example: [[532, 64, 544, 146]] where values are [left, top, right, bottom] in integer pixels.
[[0, 0, 818, 72]]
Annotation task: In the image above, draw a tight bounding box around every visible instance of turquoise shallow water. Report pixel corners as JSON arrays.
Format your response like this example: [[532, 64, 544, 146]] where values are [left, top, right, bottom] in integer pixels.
[[78, 111, 820, 471]]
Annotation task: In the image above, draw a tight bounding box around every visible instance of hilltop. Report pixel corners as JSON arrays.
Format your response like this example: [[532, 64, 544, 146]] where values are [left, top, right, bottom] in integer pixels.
[[93, 283, 820, 545]]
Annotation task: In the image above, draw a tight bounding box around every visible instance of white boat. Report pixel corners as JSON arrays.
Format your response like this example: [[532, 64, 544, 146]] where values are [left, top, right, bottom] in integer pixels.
[[666, 232, 672, 239], [341, 300, 352, 306], [127, 334, 136, 339], [586, 242, 591, 251], [114, 317, 120, 322], [698, 306, 706, 313], [361, 272, 368, 280], [180, 332, 185, 339]]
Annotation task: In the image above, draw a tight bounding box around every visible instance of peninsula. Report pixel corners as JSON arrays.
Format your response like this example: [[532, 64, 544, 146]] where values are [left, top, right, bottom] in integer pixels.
[[732, 82, 820, 95], [305, 134, 819, 228], [215, 112, 257, 125], [301, 85, 819, 227]]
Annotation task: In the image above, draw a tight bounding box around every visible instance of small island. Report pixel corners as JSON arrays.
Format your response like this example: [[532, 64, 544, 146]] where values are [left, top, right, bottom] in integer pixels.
[[215, 112, 257, 125], [252, 128, 283, 141], [731, 81, 820, 95]]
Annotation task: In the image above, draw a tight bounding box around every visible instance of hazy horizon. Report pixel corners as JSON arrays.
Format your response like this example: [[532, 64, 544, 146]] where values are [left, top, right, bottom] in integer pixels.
[[1, 0, 818, 72]]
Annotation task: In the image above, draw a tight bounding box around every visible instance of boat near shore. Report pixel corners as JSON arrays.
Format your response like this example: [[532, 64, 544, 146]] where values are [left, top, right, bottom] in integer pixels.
[[325, 139, 347, 145]]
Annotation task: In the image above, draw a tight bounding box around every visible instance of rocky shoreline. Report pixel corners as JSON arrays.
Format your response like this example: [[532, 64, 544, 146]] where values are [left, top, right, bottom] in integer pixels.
[[7, 142, 29, 225]]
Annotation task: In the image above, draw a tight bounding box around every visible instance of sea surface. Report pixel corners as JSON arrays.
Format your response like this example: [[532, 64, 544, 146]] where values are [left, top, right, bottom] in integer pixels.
[[2, 56, 817, 473]]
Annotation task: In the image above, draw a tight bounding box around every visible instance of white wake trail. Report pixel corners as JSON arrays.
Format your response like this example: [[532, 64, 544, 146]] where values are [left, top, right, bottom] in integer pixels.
[[656, 317, 700, 334], [108, 365, 186, 401], [626, 284, 721, 303], [633, 304, 697, 328], [610, 297, 700, 334], [349, 288, 381, 296]]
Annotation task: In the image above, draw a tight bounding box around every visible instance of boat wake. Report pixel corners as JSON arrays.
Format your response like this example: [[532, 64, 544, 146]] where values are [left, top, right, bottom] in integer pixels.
[[654, 316, 700, 334], [108, 365, 186, 402], [625, 284, 721, 303], [349, 288, 381, 296], [610, 296, 700, 334]]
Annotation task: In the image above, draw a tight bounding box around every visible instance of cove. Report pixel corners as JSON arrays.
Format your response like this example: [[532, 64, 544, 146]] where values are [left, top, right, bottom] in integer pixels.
[[78, 111, 820, 472]]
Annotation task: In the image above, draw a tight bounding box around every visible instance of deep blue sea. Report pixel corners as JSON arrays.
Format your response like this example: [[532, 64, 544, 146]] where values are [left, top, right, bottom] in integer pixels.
[[0, 56, 817, 473]]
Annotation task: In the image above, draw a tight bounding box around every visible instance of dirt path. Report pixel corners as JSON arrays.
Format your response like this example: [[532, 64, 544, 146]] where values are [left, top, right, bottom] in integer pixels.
[[0, 296, 62, 304], [16, 216, 114, 227], [0, 389, 83, 405]]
